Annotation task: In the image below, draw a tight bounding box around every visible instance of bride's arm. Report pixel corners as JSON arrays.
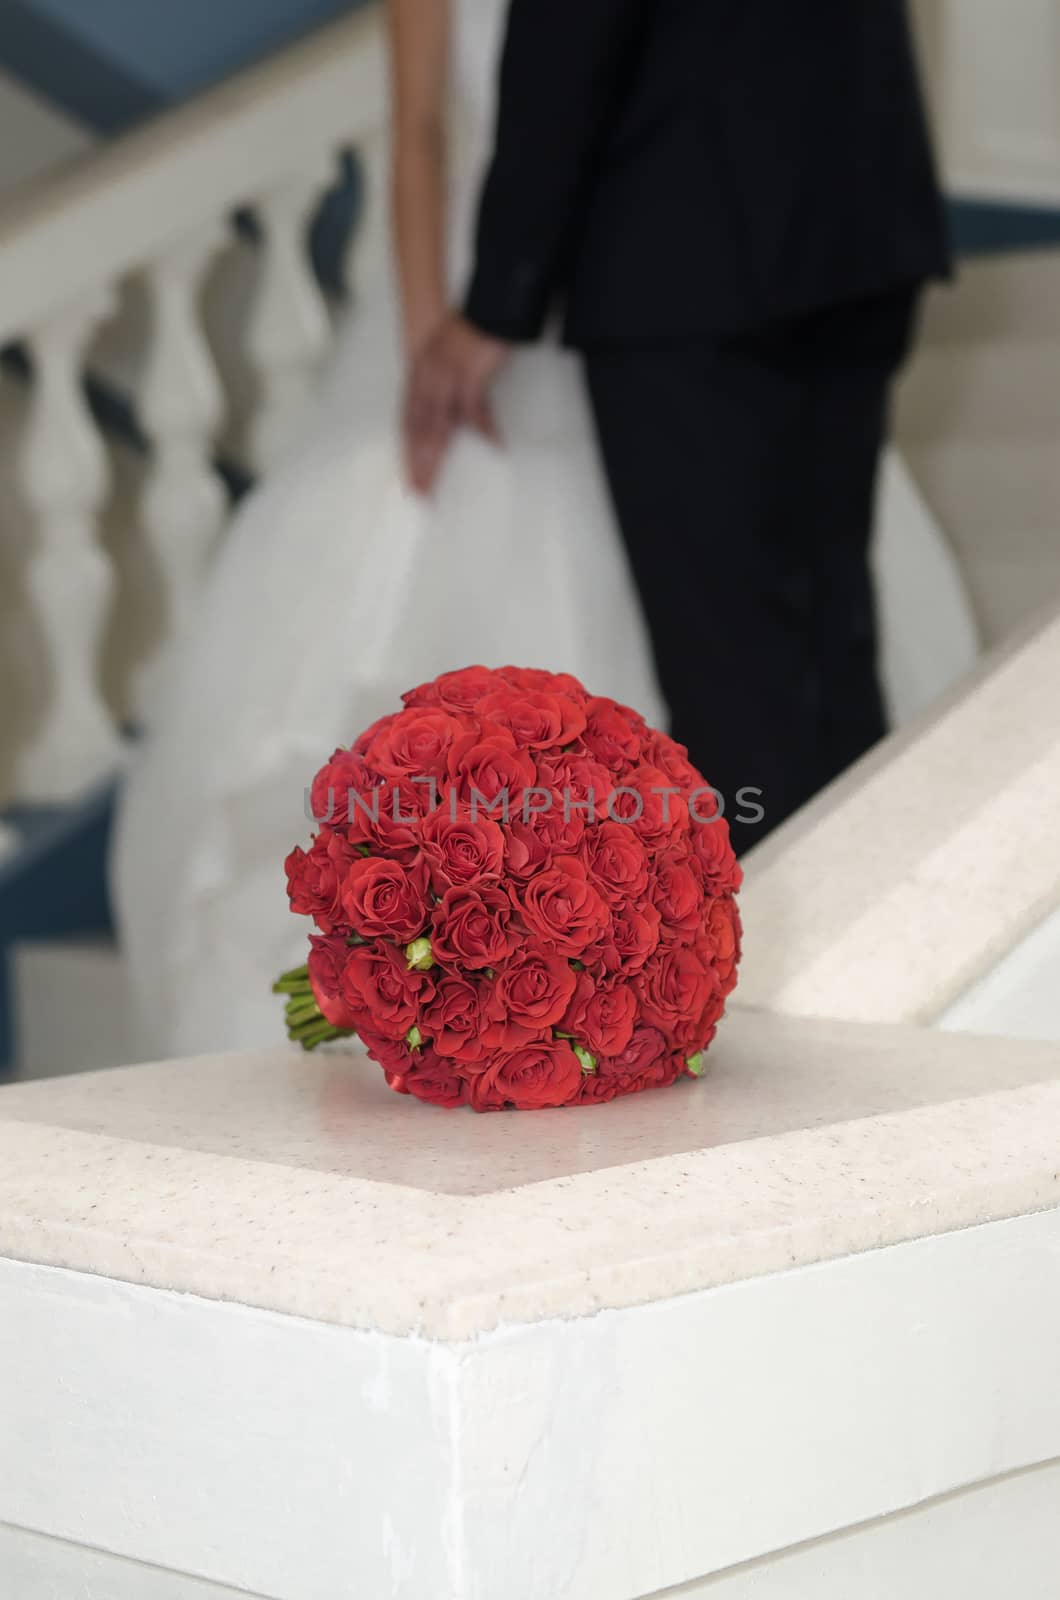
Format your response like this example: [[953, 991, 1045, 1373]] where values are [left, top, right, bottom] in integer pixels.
[[387, 0, 451, 358]]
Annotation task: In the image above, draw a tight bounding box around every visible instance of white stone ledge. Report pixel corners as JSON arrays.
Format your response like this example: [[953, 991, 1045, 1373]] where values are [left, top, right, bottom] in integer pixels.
[[2, 1013, 1058, 1596], [2, 1210, 1059, 1598], [1, 1011, 1059, 1340]]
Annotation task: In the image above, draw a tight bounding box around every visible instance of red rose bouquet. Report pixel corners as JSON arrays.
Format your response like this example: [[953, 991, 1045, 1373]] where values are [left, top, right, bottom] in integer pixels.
[[276, 666, 741, 1111]]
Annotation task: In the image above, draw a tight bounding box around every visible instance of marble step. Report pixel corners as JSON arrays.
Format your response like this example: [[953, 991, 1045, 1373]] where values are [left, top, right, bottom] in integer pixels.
[[905, 437, 1060, 544], [956, 541, 1060, 645], [896, 337, 1060, 441], [917, 247, 1060, 345], [739, 600, 1060, 1027], [901, 439, 1060, 647], [942, 898, 1060, 1043]]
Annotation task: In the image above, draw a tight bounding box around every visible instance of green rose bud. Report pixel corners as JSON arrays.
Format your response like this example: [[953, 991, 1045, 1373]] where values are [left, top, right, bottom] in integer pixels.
[[406, 1025, 423, 1050], [573, 1044, 597, 1075], [686, 1051, 706, 1078], [405, 937, 435, 972]]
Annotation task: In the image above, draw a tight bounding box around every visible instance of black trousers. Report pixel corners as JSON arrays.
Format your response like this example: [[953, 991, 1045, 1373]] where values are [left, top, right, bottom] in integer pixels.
[[584, 288, 918, 854]]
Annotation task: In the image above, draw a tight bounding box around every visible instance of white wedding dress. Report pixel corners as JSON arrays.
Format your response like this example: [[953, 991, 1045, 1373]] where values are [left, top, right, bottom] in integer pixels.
[[112, 0, 979, 1060]]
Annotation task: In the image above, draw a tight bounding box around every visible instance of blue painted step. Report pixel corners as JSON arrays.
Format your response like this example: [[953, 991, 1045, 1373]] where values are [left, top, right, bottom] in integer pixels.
[[0, 783, 117, 1075]]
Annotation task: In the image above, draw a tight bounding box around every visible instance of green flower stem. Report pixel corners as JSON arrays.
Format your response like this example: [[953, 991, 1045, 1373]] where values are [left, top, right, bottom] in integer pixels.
[[286, 998, 323, 1025], [273, 964, 356, 1052], [273, 966, 313, 996], [291, 1019, 348, 1051]]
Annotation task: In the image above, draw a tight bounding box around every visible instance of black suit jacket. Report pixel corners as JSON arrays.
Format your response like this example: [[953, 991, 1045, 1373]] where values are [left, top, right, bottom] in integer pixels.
[[465, 0, 950, 345]]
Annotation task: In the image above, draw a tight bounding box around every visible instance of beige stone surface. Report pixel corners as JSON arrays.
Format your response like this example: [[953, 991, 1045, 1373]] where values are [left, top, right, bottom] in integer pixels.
[[738, 604, 1060, 1025], [1, 1008, 1058, 1339]]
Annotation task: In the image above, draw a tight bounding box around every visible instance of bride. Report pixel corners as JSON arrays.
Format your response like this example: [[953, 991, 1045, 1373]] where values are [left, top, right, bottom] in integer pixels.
[[112, 0, 978, 1060]]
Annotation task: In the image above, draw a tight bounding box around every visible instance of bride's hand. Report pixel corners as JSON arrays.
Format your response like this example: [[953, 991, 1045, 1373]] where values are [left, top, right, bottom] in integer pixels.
[[403, 312, 510, 495]]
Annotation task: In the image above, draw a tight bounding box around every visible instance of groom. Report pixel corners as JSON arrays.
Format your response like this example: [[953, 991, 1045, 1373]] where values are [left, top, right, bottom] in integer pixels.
[[405, 0, 950, 851]]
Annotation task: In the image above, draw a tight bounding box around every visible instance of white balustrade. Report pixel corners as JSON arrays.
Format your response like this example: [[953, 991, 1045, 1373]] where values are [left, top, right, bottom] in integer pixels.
[[101, 226, 229, 721], [204, 161, 336, 476], [0, 3, 387, 806]]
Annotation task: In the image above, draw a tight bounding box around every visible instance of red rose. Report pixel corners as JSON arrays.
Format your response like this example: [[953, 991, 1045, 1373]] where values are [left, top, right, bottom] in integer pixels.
[[342, 943, 433, 1039], [536, 752, 615, 826], [705, 895, 741, 991], [369, 709, 466, 779], [352, 711, 398, 758], [307, 934, 361, 1029], [592, 898, 661, 975], [582, 1030, 682, 1101], [636, 944, 714, 1038], [431, 884, 516, 969], [497, 666, 587, 699], [308, 748, 375, 827], [447, 727, 537, 812], [406, 664, 498, 713], [517, 855, 610, 957], [580, 820, 649, 901], [347, 776, 433, 864], [574, 1073, 622, 1104], [357, 1024, 415, 1076], [692, 814, 742, 896], [652, 846, 704, 940], [564, 972, 637, 1056], [607, 763, 689, 847], [503, 790, 586, 880], [688, 986, 727, 1055], [286, 831, 359, 934], [481, 946, 577, 1049], [479, 688, 587, 749], [469, 1038, 583, 1111], [641, 731, 703, 794], [423, 974, 493, 1062], [401, 1049, 469, 1109], [421, 805, 505, 892], [341, 854, 430, 942], [598, 1023, 668, 1084], [581, 696, 645, 770]]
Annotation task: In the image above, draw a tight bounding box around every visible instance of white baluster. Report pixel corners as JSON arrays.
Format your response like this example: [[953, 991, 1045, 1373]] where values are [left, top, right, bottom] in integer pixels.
[[206, 159, 335, 477], [124, 225, 228, 720], [12, 292, 123, 802]]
